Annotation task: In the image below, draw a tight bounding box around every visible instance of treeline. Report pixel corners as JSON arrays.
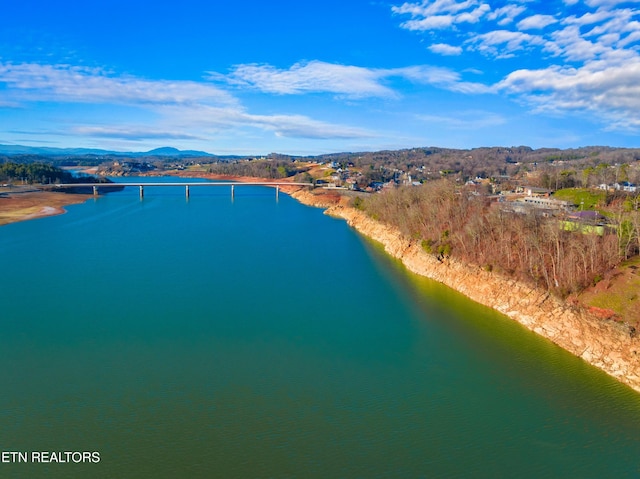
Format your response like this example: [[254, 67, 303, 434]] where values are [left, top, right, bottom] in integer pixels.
[[0, 162, 109, 185], [312, 146, 640, 185], [0, 162, 75, 184], [532, 163, 640, 190], [206, 159, 308, 179], [359, 180, 635, 297], [0, 154, 110, 167]]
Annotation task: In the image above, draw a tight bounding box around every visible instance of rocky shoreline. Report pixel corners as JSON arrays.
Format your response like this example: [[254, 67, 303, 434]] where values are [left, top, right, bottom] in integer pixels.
[[291, 189, 640, 393]]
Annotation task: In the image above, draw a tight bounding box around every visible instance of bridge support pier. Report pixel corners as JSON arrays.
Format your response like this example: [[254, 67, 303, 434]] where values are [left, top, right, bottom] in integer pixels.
[[93, 186, 98, 196], [231, 184, 235, 199], [185, 185, 190, 199], [276, 185, 279, 200], [139, 185, 144, 199]]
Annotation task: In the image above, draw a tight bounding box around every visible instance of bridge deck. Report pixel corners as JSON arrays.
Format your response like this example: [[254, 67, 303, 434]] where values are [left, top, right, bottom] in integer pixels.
[[50, 181, 314, 188]]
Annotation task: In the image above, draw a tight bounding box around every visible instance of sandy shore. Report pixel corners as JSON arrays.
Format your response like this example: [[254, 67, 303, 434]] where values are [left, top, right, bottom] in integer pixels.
[[0, 190, 92, 226]]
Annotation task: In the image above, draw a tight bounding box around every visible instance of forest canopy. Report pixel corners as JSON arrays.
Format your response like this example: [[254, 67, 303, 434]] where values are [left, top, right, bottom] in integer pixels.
[[0, 162, 75, 184]]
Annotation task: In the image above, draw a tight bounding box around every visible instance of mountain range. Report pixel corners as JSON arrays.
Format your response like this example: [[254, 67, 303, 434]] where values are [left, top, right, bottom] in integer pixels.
[[0, 144, 214, 157]]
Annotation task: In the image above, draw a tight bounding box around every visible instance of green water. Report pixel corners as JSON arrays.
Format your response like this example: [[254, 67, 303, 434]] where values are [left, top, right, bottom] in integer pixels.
[[0, 179, 639, 478]]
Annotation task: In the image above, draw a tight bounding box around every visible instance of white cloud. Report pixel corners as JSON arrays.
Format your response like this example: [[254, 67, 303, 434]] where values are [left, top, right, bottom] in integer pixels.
[[517, 14, 558, 30], [393, 0, 640, 63], [73, 126, 203, 141], [0, 61, 380, 143], [456, 4, 491, 23], [618, 29, 640, 47], [487, 5, 527, 25], [245, 113, 374, 139], [497, 58, 640, 129], [160, 104, 375, 140], [429, 43, 464, 55], [0, 58, 494, 146], [219, 61, 489, 97], [582, 8, 637, 38], [399, 14, 456, 30], [469, 30, 547, 58], [0, 62, 236, 107], [391, 65, 460, 85], [392, 0, 480, 17], [393, 65, 490, 92], [392, 0, 490, 31], [551, 25, 613, 61], [585, 0, 640, 6], [221, 61, 398, 99], [597, 32, 621, 46], [392, 0, 640, 132], [564, 9, 617, 26]]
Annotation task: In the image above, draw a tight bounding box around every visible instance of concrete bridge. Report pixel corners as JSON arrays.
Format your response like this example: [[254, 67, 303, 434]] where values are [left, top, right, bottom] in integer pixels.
[[50, 181, 314, 199]]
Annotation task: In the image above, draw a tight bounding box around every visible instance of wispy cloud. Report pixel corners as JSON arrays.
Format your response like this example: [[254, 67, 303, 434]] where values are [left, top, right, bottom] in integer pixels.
[[159, 104, 375, 140], [517, 14, 558, 30], [392, 1, 640, 62], [497, 57, 640, 131], [73, 126, 204, 141], [0, 62, 237, 106], [392, 0, 490, 31], [0, 61, 377, 143], [429, 43, 463, 55], [216, 60, 489, 97], [218, 61, 398, 99], [244, 113, 374, 139], [468, 30, 547, 58], [487, 5, 526, 25], [586, 0, 640, 7]]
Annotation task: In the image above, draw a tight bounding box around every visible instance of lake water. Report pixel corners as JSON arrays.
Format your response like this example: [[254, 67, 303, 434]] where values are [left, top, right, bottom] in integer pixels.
[[1, 178, 640, 478]]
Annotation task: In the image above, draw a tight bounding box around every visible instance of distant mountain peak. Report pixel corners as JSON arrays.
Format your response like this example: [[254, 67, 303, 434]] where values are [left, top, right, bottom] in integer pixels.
[[0, 144, 214, 157], [143, 146, 213, 157], [145, 147, 182, 155]]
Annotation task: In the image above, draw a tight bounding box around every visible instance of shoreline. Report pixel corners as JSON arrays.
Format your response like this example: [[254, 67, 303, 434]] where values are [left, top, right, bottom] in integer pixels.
[[5, 173, 640, 392], [290, 188, 640, 393], [0, 172, 302, 227], [0, 190, 92, 227]]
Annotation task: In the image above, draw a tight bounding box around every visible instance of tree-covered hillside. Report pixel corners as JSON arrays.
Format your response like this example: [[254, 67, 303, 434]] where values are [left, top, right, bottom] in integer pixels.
[[0, 162, 75, 184]]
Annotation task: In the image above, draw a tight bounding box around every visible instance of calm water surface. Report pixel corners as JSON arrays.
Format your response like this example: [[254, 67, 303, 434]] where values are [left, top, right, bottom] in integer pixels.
[[0, 178, 639, 478]]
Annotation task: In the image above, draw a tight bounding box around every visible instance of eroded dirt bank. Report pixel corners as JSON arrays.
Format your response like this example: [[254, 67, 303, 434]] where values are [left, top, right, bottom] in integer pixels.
[[292, 189, 640, 393]]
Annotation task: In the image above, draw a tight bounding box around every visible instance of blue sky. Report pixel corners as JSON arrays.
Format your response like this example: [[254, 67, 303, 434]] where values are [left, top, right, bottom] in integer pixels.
[[1, 0, 640, 155]]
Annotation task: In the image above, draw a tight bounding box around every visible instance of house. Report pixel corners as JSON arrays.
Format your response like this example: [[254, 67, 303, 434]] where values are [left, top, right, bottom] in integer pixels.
[[519, 196, 572, 210], [517, 186, 551, 197], [613, 182, 638, 192], [505, 196, 573, 216]]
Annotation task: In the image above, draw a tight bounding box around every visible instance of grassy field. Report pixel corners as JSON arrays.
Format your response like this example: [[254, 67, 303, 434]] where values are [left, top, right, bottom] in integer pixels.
[[553, 188, 607, 210]]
